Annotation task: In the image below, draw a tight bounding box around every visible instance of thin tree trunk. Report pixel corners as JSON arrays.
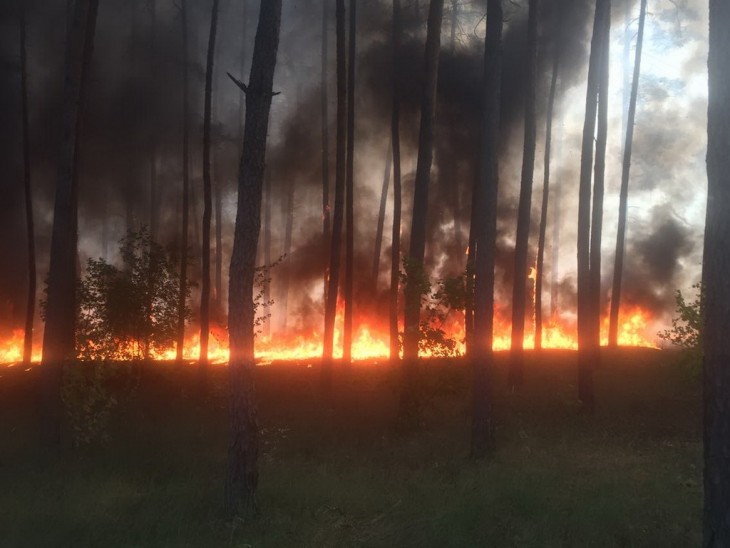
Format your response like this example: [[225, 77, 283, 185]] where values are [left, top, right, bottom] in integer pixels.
[[342, 0, 357, 365], [372, 137, 392, 293], [200, 0, 220, 387], [704, 2, 730, 543], [322, 0, 347, 401], [609, 0, 646, 347], [577, 0, 609, 412], [549, 116, 562, 320], [40, 0, 99, 446], [20, 7, 36, 367], [176, 0, 191, 365], [321, 0, 331, 311], [149, 0, 159, 243], [224, 0, 281, 518], [280, 178, 294, 330], [400, 0, 445, 423], [215, 157, 223, 319], [389, 0, 403, 363], [589, 8, 610, 361], [470, 0, 502, 459], [263, 170, 271, 337], [535, 13, 560, 352], [508, 0, 538, 388]]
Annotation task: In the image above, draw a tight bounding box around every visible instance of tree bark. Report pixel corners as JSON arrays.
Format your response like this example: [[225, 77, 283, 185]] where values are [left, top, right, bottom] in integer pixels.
[[372, 137, 392, 293], [508, 0, 538, 388], [577, 0, 610, 412], [176, 0, 191, 365], [40, 0, 99, 446], [200, 0, 220, 389], [704, 3, 730, 543], [400, 0, 445, 423], [280, 178, 294, 330], [149, 0, 159, 243], [609, 0, 646, 347], [589, 7, 610, 363], [263, 171, 272, 336], [470, 0, 502, 459], [322, 0, 347, 401], [535, 10, 561, 352], [321, 0, 331, 317], [389, 0, 403, 363], [224, 0, 281, 518], [20, 6, 36, 367], [342, 0, 357, 365]]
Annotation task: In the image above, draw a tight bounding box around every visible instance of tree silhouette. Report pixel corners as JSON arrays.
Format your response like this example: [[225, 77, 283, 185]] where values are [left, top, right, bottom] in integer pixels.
[[225, 0, 282, 518]]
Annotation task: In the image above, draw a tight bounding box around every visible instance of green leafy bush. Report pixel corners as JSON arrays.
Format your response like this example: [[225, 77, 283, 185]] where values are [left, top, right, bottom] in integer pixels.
[[401, 258, 464, 357], [658, 282, 703, 370], [77, 229, 190, 360]]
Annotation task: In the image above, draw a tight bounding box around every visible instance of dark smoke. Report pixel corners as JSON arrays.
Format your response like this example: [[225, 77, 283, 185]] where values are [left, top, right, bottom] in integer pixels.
[[0, 0, 706, 339]]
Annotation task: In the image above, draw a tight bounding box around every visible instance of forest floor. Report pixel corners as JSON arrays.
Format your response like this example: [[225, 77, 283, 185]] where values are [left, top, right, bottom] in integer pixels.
[[0, 348, 700, 547]]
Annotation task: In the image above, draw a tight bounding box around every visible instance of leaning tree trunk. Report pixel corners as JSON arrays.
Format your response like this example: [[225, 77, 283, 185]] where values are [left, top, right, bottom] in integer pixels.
[[176, 0, 191, 365], [224, 0, 282, 518], [400, 0, 445, 424], [342, 0, 357, 365], [200, 0, 220, 389], [322, 0, 347, 401], [609, 0, 646, 347], [321, 0, 331, 313], [704, 3, 730, 544], [470, 0, 502, 459], [535, 9, 561, 352], [20, 6, 36, 367], [508, 0, 538, 388], [389, 0, 403, 363], [372, 139, 392, 293], [40, 0, 99, 446], [577, 0, 610, 412]]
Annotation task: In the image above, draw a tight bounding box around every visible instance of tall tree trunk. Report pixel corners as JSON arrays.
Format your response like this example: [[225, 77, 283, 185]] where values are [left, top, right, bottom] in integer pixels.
[[400, 0, 445, 423], [589, 8, 610, 359], [215, 156, 223, 320], [704, 3, 730, 543], [508, 0, 538, 388], [322, 0, 347, 401], [609, 0, 646, 347], [176, 0, 191, 365], [321, 0, 331, 312], [263, 170, 271, 336], [577, 0, 610, 412], [389, 0, 403, 363], [280, 178, 294, 330], [470, 0, 502, 459], [149, 0, 159, 243], [200, 0, 220, 388], [535, 12, 561, 352], [342, 0, 357, 365], [40, 0, 99, 446], [372, 137, 392, 293], [238, 0, 248, 142], [20, 6, 36, 367], [224, 0, 281, 518], [549, 115, 562, 320], [450, 0, 458, 53]]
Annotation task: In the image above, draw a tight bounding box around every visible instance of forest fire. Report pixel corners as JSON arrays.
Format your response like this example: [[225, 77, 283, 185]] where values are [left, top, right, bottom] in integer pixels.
[[2, 306, 657, 366]]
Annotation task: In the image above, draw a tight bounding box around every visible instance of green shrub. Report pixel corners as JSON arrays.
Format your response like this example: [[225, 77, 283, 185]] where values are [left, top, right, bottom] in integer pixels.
[[658, 282, 703, 371]]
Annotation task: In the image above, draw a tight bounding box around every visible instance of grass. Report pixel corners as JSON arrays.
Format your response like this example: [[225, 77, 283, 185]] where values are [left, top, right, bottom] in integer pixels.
[[0, 348, 701, 547]]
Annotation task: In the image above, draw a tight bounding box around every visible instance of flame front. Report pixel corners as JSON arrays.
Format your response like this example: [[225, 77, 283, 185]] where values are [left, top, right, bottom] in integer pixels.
[[2, 306, 657, 366]]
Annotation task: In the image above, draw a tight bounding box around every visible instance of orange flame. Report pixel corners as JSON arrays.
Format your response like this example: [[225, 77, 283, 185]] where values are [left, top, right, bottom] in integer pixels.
[[2, 306, 657, 366]]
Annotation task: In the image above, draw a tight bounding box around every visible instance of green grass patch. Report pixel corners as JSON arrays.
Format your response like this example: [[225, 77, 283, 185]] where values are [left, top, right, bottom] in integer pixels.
[[0, 349, 701, 547]]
